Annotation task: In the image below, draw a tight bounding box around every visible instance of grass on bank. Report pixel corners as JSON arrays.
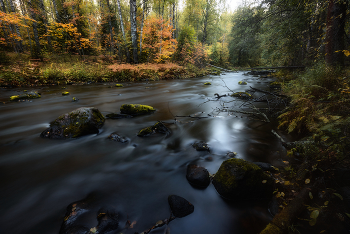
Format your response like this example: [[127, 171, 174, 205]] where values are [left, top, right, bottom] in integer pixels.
[[265, 62, 350, 233], [0, 52, 221, 87]]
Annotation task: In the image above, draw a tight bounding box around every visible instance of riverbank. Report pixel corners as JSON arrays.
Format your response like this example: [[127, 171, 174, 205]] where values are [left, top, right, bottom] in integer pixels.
[[0, 52, 223, 87], [260, 64, 350, 233]]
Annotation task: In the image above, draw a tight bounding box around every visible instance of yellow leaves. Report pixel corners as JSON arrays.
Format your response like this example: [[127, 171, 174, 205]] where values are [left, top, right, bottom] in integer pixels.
[[336, 50, 350, 57], [305, 178, 311, 184]]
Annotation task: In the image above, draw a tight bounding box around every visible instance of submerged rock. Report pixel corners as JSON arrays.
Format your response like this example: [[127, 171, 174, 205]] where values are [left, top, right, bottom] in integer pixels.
[[106, 113, 133, 119], [60, 194, 119, 234], [137, 121, 171, 137], [40, 107, 105, 139], [186, 165, 210, 188], [115, 84, 123, 87], [212, 158, 274, 200], [238, 81, 247, 85], [168, 195, 194, 218], [192, 141, 209, 151], [204, 82, 211, 85], [62, 91, 70, 95], [231, 92, 253, 100], [10, 91, 41, 101], [108, 132, 130, 143], [120, 104, 155, 116]]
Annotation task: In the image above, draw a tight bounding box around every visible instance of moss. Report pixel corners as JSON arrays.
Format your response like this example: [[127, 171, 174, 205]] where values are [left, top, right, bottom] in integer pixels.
[[259, 223, 281, 234], [213, 158, 273, 200], [238, 81, 247, 85], [137, 126, 154, 137], [204, 82, 211, 85], [231, 92, 252, 99], [62, 91, 70, 95], [120, 104, 155, 116], [10, 92, 41, 101], [115, 84, 123, 87]]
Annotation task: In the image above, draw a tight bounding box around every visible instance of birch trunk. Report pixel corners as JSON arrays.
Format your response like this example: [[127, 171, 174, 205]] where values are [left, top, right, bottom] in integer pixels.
[[105, 0, 115, 55], [116, 0, 130, 62], [130, 0, 138, 63], [139, 0, 146, 58]]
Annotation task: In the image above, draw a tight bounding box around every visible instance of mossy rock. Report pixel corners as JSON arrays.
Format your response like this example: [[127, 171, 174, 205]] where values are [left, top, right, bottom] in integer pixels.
[[62, 91, 70, 95], [204, 82, 211, 85], [40, 107, 105, 139], [10, 91, 41, 101], [231, 92, 253, 100], [212, 158, 274, 200], [238, 81, 247, 85], [137, 121, 170, 137], [120, 104, 155, 116], [115, 84, 123, 87]]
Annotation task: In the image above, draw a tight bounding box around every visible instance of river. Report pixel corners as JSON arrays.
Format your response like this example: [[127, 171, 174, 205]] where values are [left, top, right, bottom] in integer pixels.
[[0, 72, 291, 234]]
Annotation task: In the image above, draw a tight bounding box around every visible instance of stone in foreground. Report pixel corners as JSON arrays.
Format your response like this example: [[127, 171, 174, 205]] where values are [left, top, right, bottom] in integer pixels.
[[212, 158, 273, 200], [186, 164, 210, 188], [41, 107, 105, 139], [137, 121, 171, 137], [168, 195, 194, 218], [120, 104, 155, 116]]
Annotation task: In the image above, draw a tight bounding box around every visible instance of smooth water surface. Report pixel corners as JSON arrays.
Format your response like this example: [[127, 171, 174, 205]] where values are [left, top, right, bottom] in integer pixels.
[[0, 72, 291, 234]]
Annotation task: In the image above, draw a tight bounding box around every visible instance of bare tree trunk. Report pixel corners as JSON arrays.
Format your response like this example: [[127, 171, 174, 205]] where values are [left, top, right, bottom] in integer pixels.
[[325, 0, 347, 66], [9, 0, 24, 52], [28, 0, 42, 57], [130, 0, 138, 63], [52, 0, 60, 22], [172, 2, 176, 39], [139, 0, 146, 58], [202, 0, 209, 44], [116, 0, 130, 62], [105, 0, 115, 55], [19, 0, 31, 52], [39, 0, 52, 51]]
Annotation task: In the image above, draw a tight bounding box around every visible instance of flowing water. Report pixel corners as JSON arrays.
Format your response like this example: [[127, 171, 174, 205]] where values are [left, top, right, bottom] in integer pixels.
[[0, 72, 292, 234]]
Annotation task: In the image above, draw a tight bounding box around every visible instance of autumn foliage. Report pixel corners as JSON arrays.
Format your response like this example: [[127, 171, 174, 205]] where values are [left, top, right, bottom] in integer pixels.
[[141, 16, 177, 63]]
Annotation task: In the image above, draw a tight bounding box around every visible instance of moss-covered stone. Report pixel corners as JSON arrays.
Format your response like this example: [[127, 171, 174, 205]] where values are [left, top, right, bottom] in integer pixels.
[[120, 104, 155, 116], [231, 92, 253, 100], [10, 91, 41, 101], [238, 81, 247, 85], [62, 91, 70, 95], [212, 158, 274, 200], [204, 82, 211, 85], [137, 121, 170, 137], [115, 84, 123, 87], [40, 107, 105, 139]]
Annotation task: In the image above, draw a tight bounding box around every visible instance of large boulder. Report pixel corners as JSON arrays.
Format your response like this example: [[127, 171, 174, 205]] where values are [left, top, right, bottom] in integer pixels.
[[120, 104, 155, 116], [212, 158, 274, 200], [10, 91, 41, 101], [41, 107, 105, 139]]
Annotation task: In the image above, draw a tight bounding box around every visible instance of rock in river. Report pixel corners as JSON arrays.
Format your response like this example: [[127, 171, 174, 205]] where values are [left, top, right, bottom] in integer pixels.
[[212, 158, 274, 200], [108, 132, 130, 143], [137, 121, 171, 137], [186, 164, 210, 188], [168, 195, 194, 218], [120, 104, 155, 116], [192, 141, 209, 151], [41, 107, 105, 139]]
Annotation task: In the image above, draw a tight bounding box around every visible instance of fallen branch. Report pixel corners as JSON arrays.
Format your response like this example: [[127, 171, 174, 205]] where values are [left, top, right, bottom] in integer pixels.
[[140, 215, 176, 234]]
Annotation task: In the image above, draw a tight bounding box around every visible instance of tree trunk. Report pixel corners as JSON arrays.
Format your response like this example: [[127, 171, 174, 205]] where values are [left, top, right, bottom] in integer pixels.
[[172, 2, 176, 39], [139, 0, 146, 58], [52, 0, 60, 22], [28, 0, 42, 58], [39, 0, 52, 51], [325, 0, 347, 66], [0, 0, 11, 49], [105, 0, 115, 55], [19, 0, 31, 52], [116, 0, 130, 62], [9, 0, 24, 52], [130, 0, 138, 63], [202, 0, 209, 44]]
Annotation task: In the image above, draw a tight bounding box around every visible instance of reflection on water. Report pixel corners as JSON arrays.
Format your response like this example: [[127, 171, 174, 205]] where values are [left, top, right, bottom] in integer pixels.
[[0, 72, 291, 234]]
